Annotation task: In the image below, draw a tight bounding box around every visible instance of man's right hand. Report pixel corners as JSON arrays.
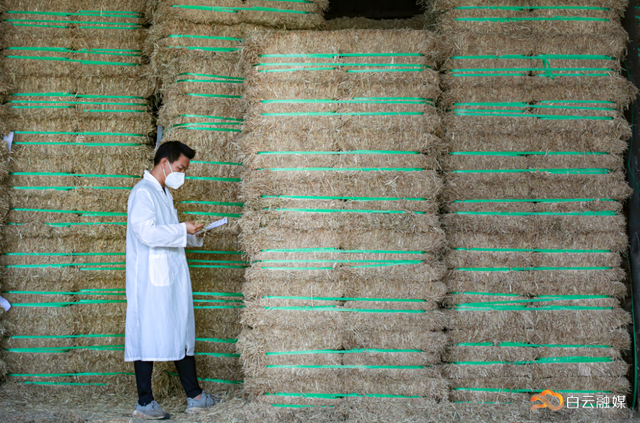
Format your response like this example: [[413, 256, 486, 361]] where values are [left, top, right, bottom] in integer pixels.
[[185, 221, 205, 235]]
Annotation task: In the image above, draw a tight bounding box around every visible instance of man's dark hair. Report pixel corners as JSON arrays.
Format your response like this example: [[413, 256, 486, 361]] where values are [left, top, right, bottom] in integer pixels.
[[154, 141, 196, 166]]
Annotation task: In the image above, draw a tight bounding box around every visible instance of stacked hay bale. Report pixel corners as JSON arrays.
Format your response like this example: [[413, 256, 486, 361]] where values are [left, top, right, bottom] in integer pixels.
[[146, 0, 328, 395], [427, 0, 636, 408], [237, 30, 449, 410], [0, 0, 154, 391]]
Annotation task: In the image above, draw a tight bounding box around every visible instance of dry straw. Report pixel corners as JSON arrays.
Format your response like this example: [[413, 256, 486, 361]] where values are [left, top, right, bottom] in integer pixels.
[[148, 0, 328, 29]]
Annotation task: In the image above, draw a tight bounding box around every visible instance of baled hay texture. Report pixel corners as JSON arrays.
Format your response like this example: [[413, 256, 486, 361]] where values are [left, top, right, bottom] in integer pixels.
[[248, 152, 439, 171], [242, 170, 442, 202], [444, 360, 629, 380], [443, 111, 630, 141], [193, 355, 242, 381], [240, 208, 440, 235], [8, 186, 130, 213], [450, 377, 629, 403], [195, 308, 243, 339], [441, 79, 637, 108], [240, 129, 447, 163], [447, 308, 630, 335], [442, 30, 628, 58], [8, 145, 153, 177], [148, 20, 243, 75], [243, 30, 443, 78], [242, 300, 447, 332], [426, 0, 628, 14], [2, 307, 74, 336], [244, 86, 440, 134], [246, 374, 450, 402], [241, 228, 445, 256], [159, 92, 244, 124], [443, 172, 632, 202], [447, 328, 630, 350], [442, 214, 626, 237], [2, 46, 147, 79], [2, 269, 125, 294], [446, 269, 626, 297], [3, 79, 154, 121], [446, 133, 627, 155], [190, 275, 243, 295], [150, 0, 327, 29], [7, 116, 153, 144], [1, 0, 148, 13], [321, 16, 429, 31], [434, 6, 622, 34], [2, 222, 127, 240], [446, 228, 629, 252], [447, 199, 624, 214], [159, 126, 239, 154], [159, 109, 245, 138], [446, 344, 623, 363], [441, 154, 624, 172], [1, 15, 146, 48], [445, 292, 619, 308]]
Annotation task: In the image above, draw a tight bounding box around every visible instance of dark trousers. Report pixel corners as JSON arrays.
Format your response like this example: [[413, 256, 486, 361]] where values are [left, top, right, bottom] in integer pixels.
[[134, 355, 202, 406]]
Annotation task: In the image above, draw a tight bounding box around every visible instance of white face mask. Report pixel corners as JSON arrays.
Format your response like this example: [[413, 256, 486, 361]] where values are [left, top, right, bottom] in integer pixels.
[[163, 161, 185, 189]]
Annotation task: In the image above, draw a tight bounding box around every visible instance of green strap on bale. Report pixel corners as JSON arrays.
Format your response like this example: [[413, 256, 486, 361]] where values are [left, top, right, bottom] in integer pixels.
[[263, 306, 428, 313], [264, 208, 426, 214], [456, 342, 611, 348], [195, 338, 238, 343], [260, 53, 424, 58], [261, 195, 426, 201], [449, 151, 609, 156], [265, 365, 426, 369], [452, 247, 611, 253], [450, 168, 611, 174], [453, 198, 615, 203], [260, 248, 425, 254], [266, 348, 423, 356], [13, 131, 145, 137], [453, 211, 617, 216], [262, 111, 424, 117], [456, 266, 611, 271]]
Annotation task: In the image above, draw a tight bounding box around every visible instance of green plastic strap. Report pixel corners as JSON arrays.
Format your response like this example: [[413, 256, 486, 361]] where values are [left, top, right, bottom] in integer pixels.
[[6, 56, 140, 66], [454, 211, 617, 216], [456, 266, 611, 271], [452, 111, 612, 120], [261, 98, 430, 104], [167, 372, 242, 384], [260, 248, 425, 254], [8, 372, 134, 377], [453, 387, 611, 394], [266, 348, 422, 356], [449, 151, 609, 156], [264, 306, 427, 313], [258, 259, 421, 264], [262, 112, 424, 117], [191, 160, 243, 166], [264, 392, 421, 399], [3, 252, 124, 256], [186, 250, 243, 255], [11, 208, 126, 216], [8, 334, 123, 339], [265, 208, 426, 214], [455, 305, 612, 311], [455, 17, 609, 22], [264, 167, 423, 172], [452, 248, 611, 253], [261, 195, 426, 201], [451, 54, 614, 60], [450, 168, 611, 174], [180, 201, 244, 207], [450, 357, 613, 366], [263, 296, 424, 302], [453, 198, 615, 203], [195, 338, 237, 343], [256, 150, 420, 155], [265, 365, 425, 369], [455, 342, 611, 348], [261, 263, 415, 270], [13, 142, 144, 147], [13, 131, 145, 137], [4, 290, 124, 296], [168, 34, 242, 41], [4, 345, 124, 353], [194, 352, 240, 358], [260, 53, 423, 58]]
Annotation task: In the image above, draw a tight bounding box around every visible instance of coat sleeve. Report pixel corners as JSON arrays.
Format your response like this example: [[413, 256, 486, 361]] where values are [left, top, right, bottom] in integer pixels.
[[186, 234, 204, 248], [130, 189, 187, 248]]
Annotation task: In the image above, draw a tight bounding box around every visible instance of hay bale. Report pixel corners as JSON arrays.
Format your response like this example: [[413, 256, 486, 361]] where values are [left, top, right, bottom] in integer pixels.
[[149, 0, 328, 29]]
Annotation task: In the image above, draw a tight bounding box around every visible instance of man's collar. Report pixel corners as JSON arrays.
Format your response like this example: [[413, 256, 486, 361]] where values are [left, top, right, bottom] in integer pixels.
[[143, 170, 164, 192]]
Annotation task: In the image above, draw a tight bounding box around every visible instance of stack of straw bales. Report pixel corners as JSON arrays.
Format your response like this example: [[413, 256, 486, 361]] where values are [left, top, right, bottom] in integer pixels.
[[0, 0, 154, 391], [237, 30, 449, 410], [427, 0, 635, 409], [146, 0, 328, 395]]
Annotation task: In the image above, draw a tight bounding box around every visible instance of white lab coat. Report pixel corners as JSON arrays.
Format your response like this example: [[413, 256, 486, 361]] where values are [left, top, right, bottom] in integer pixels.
[[125, 171, 203, 362]]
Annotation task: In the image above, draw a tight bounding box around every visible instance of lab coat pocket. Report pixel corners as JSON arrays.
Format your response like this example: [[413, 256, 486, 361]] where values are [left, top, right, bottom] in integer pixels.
[[149, 254, 172, 287]]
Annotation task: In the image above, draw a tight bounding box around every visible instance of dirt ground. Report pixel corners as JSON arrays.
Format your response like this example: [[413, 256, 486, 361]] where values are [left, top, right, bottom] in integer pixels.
[[1, 382, 640, 423]]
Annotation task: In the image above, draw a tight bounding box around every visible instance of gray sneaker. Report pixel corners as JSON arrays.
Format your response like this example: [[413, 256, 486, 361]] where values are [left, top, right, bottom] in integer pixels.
[[132, 401, 170, 420], [185, 390, 220, 414]]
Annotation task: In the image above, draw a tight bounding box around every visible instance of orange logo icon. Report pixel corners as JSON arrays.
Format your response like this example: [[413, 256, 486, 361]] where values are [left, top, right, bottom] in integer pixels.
[[530, 390, 564, 411]]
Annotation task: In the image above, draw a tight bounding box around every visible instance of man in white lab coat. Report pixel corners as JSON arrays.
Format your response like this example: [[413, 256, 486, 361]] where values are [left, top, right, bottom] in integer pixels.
[[125, 141, 218, 420]]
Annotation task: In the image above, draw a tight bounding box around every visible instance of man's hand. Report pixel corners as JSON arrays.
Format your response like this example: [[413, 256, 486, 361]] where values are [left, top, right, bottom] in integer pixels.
[[185, 221, 205, 235]]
